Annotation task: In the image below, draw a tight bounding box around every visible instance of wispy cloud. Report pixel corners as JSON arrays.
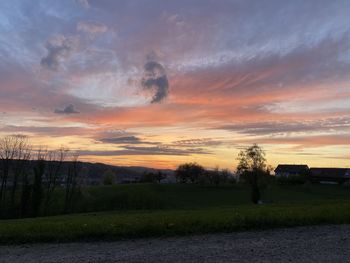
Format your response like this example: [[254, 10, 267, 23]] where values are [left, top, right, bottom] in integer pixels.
[[75, 0, 90, 9], [41, 35, 79, 71], [219, 117, 350, 136], [77, 21, 108, 38]]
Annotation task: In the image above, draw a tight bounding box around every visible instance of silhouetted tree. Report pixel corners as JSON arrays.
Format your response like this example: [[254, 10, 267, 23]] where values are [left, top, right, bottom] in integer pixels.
[[44, 147, 68, 214], [103, 169, 115, 185], [64, 153, 81, 213], [141, 171, 166, 183], [20, 168, 32, 218], [32, 148, 46, 216], [175, 163, 204, 183], [0, 135, 21, 208], [207, 167, 229, 186], [10, 137, 31, 215], [155, 171, 166, 183], [237, 144, 267, 204], [140, 171, 155, 183]]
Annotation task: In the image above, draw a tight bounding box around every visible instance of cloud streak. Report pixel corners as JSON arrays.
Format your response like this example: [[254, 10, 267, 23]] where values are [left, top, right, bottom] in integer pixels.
[[219, 117, 350, 136], [78, 146, 210, 156]]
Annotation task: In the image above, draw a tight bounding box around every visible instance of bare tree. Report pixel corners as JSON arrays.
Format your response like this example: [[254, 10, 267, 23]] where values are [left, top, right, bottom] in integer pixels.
[[10, 137, 32, 212], [0, 135, 21, 208], [44, 147, 68, 214], [31, 148, 47, 216], [20, 161, 32, 218], [64, 153, 81, 213]]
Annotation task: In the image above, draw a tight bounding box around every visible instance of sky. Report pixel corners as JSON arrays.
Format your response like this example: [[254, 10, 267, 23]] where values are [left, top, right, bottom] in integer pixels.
[[0, 0, 350, 170]]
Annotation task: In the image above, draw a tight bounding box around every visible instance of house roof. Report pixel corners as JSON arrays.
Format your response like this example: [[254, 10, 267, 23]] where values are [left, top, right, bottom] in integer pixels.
[[274, 164, 309, 173], [310, 168, 350, 178]]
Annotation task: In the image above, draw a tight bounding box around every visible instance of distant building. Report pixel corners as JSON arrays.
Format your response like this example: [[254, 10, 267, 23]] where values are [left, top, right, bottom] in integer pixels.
[[274, 164, 309, 177], [310, 168, 350, 184]]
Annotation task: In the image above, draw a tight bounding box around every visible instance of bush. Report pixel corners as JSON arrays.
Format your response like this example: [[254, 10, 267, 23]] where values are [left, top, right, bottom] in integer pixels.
[[175, 163, 204, 183], [103, 170, 115, 185], [205, 168, 230, 186], [140, 171, 166, 183]]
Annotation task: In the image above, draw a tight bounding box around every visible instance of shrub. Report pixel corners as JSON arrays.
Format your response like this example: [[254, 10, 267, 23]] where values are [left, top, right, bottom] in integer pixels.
[[276, 174, 308, 185], [140, 171, 166, 183], [175, 163, 204, 183], [103, 170, 115, 185]]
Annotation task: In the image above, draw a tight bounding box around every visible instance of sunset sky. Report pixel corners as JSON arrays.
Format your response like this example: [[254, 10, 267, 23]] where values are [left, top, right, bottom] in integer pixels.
[[1, 0, 350, 169]]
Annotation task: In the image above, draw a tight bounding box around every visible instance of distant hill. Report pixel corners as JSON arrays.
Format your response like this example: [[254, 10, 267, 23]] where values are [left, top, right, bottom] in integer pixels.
[[4, 159, 175, 185], [79, 162, 174, 184]]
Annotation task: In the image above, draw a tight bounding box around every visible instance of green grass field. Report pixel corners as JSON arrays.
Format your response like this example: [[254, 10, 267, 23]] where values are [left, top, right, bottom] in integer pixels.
[[61, 183, 350, 212], [1, 184, 350, 244]]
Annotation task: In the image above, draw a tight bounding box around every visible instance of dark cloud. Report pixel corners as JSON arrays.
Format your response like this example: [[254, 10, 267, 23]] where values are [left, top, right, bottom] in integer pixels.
[[41, 35, 78, 70], [141, 61, 169, 103], [99, 136, 142, 144], [54, 104, 79, 114], [97, 134, 216, 154]]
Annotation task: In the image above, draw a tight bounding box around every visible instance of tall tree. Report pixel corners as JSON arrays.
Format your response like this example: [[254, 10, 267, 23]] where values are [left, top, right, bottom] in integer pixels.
[[237, 144, 267, 204], [32, 148, 46, 217], [64, 153, 81, 213], [0, 136, 21, 210], [20, 164, 32, 218], [10, 137, 31, 214], [44, 147, 68, 214]]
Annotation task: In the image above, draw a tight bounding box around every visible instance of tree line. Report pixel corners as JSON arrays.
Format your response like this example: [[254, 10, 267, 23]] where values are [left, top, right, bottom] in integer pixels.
[[174, 144, 272, 204], [175, 163, 233, 186], [0, 134, 278, 219], [0, 135, 82, 218]]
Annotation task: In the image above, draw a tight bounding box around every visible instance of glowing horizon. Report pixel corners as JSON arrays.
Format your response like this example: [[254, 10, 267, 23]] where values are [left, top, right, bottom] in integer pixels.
[[1, 0, 350, 170]]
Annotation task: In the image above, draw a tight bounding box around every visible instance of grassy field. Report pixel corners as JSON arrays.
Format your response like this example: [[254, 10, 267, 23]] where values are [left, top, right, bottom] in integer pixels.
[[53, 183, 350, 213], [2, 184, 350, 244]]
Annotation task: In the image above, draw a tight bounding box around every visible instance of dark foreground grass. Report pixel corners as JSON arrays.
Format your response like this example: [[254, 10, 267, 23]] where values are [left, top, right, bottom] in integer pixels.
[[2, 201, 350, 244], [48, 183, 350, 215]]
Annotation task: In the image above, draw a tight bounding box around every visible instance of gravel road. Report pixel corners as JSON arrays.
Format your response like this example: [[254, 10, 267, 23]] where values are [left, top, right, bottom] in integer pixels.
[[1, 225, 350, 263]]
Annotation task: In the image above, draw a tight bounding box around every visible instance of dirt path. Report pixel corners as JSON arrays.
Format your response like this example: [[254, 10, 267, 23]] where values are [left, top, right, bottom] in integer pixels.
[[1, 225, 350, 263]]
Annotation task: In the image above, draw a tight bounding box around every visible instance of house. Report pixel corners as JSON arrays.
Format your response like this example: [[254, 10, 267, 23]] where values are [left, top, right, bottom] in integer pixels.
[[274, 164, 309, 178], [310, 168, 350, 184]]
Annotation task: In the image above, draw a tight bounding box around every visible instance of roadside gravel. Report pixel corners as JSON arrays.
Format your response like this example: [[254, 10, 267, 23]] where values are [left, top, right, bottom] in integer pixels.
[[1, 225, 350, 263]]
